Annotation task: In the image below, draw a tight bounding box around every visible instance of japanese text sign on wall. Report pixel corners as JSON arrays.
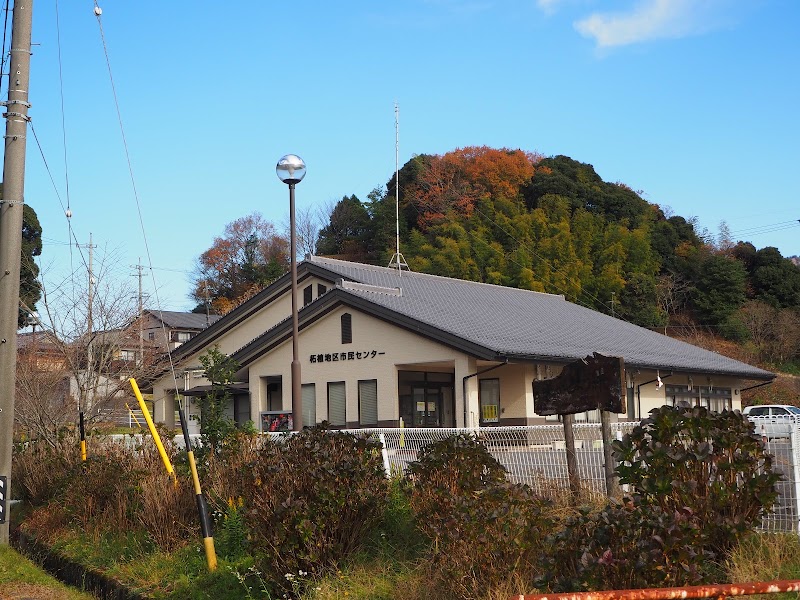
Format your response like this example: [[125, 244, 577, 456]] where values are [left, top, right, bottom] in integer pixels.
[[309, 350, 385, 363], [534, 352, 625, 416]]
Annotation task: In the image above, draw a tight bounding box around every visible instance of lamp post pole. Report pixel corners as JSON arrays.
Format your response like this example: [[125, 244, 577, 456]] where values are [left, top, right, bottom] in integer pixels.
[[276, 155, 306, 432]]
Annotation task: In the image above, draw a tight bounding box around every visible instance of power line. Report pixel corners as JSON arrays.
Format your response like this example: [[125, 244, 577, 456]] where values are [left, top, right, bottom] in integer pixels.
[[730, 220, 800, 237]]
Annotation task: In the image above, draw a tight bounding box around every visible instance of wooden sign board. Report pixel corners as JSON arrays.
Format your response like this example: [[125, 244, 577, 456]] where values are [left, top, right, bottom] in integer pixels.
[[534, 353, 625, 416]]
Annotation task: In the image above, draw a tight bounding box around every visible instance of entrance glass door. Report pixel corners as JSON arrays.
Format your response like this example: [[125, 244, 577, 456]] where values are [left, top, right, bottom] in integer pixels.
[[412, 386, 441, 427], [398, 371, 456, 428]]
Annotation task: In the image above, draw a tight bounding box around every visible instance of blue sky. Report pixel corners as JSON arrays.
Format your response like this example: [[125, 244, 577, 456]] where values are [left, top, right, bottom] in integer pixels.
[[18, 0, 800, 313]]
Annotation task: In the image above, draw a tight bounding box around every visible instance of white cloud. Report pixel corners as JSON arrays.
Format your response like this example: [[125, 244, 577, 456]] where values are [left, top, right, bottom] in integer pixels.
[[574, 0, 727, 48], [536, 0, 566, 14]]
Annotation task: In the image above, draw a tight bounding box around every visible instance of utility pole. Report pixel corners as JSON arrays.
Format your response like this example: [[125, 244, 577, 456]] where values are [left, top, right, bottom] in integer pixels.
[[84, 234, 95, 415], [87, 233, 94, 340], [133, 259, 143, 366], [0, 0, 34, 545]]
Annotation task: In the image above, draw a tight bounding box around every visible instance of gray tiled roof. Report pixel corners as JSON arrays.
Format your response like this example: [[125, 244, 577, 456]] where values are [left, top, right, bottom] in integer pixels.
[[146, 310, 221, 330], [308, 256, 773, 380]]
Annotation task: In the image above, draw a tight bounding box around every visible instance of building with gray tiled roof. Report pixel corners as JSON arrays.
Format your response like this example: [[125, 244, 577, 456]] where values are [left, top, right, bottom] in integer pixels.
[[149, 257, 773, 433]]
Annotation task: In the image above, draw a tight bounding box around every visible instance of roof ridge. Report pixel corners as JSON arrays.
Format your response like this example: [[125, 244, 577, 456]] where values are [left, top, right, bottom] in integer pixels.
[[310, 255, 565, 299]]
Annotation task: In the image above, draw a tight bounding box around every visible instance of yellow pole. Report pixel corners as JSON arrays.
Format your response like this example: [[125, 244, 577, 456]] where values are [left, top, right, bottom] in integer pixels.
[[129, 378, 176, 484], [179, 406, 217, 571], [125, 403, 143, 428], [79, 412, 87, 462]]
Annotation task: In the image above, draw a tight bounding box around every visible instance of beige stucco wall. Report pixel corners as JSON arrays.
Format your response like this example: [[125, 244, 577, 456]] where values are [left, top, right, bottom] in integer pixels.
[[151, 279, 329, 426], [629, 370, 743, 419], [247, 304, 483, 427]]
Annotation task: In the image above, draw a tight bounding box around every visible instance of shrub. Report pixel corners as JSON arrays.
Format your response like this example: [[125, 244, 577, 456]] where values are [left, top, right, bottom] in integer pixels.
[[12, 432, 82, 507], [134, 464, 197, 552], [241, 424, 389, 595], [407, 434, 551, 599], [539, 500, 715, 592], [405, 433, 507, 543], [613, 405, 780, 558], [57, 442, 143, 534]]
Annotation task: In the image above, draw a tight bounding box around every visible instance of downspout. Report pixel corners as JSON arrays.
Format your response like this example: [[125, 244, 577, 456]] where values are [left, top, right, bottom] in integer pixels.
[[741, 380, 775, 392], [462, 360, 507, 428], [636, 372, 673, 419], [739, 379, 776, 411]]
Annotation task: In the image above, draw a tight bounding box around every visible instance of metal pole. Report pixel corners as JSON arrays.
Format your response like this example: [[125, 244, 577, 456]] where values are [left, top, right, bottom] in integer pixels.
[[178, 405, 217, 571], [137, 259, 143, 367], [0, 0, 34, 545], [600, 409, 620, 498], [562, 413, 580, 500], [289, 182, 302, 430]]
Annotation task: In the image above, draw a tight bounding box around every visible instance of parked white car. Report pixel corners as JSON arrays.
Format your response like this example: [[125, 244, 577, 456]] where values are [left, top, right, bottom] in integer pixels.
[[743, 404, 800, 438]]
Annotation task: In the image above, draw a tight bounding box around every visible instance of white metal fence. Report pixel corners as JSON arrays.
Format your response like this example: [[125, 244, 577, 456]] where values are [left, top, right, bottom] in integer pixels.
[[345, 423, 800, 534], [123, 421, 800, 533]]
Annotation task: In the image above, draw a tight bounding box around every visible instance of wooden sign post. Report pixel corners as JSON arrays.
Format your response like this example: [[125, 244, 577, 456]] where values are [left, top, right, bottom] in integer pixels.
[[534, 353, 625, 499]]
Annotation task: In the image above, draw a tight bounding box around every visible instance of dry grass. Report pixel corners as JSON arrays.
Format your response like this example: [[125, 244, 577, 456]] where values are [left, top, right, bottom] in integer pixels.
[[728, 533, 800, 582]]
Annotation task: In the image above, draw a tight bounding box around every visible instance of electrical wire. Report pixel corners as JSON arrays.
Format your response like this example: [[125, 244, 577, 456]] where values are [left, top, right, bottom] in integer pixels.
[[29, 121, 90, 273], [92, 2, 183, 406], [730, 220, 800, 237]]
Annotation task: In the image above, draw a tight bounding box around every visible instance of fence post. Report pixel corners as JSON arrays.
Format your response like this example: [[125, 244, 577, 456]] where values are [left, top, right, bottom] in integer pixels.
[[600, 410, 619, 498], [562, 414, 580, 499], [379, 433, 392, 479], [791, 427, 800, 534]]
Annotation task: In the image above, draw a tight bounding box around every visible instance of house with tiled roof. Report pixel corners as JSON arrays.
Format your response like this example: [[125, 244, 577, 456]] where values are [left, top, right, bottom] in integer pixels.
[[148, 256, 774, 433], [139, 309, 222, 352]]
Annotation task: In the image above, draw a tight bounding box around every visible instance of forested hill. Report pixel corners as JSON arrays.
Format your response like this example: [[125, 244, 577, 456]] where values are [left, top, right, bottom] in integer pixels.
[[316, 147, 800, 371]]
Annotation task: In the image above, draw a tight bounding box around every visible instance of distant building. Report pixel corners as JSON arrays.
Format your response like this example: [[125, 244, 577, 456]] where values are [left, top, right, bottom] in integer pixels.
[[138, 310, 222, 353], [148, 257, 774, 434]]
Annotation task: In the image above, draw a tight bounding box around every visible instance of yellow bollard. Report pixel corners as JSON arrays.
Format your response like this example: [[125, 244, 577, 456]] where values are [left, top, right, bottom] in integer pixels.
[[79, 412, 87, 462], [129, 378, 176, 485], [178, 406, 217, 571], [125, 403, 143, 428]]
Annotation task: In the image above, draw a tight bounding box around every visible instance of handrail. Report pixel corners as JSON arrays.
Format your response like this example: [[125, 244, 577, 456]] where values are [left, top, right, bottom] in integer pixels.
[[513, 580, 800, 600]]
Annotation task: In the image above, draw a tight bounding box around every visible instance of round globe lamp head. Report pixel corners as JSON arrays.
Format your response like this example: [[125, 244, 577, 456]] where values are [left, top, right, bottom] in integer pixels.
[[276, 154, 306, 185]]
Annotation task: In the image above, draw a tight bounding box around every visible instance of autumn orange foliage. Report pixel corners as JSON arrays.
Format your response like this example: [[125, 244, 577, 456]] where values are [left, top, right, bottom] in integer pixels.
[[406, 146, 540, 230]]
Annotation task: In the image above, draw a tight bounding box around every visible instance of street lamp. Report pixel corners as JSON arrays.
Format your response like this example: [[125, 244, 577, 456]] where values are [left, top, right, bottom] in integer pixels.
[[276, 154, 306, 431]]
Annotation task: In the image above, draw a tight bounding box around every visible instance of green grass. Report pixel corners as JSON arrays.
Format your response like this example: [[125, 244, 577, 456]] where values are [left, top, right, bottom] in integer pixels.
[[11, 526, 800, 600], [48, 532, 252, 600], [0, 544, 95, 600]]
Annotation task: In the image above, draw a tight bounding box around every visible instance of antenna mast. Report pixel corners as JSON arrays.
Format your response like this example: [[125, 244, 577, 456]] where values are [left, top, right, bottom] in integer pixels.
[[388, 102, 408, 273]]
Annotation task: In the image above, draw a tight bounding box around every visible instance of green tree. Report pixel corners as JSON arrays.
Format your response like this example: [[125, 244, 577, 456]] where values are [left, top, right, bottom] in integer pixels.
[[20, 204, 42, 327], [191, 213, 288, 315], [316, 195, 371, 258], [197, 346, 240, 454], [523, 155, 650, 225], [750, 246, 800, 308], [692, 254, 747, 332], [1, 182, 42, 327]]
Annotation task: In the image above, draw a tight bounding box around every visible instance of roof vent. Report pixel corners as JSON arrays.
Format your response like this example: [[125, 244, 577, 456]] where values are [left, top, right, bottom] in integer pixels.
[[338, 280, 402, 297]]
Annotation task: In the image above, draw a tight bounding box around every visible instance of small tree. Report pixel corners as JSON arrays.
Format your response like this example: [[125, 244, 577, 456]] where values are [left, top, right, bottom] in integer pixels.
[[197, 346, 239, 453], [191, 213, 288, 314], [613, 405, 780, 557], [17, 247, 168, 445]]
